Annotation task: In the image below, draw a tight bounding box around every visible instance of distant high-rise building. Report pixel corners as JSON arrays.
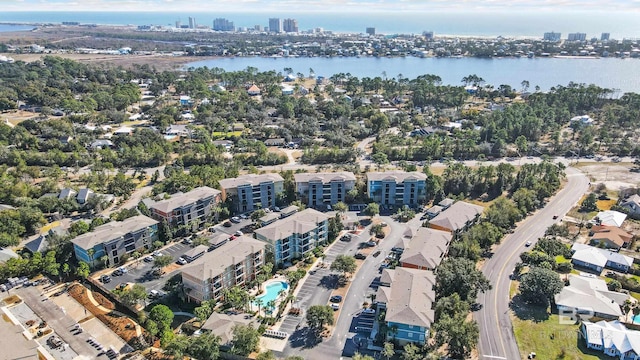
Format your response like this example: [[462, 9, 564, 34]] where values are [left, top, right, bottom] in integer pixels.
[[366, 27, 376, 35], [213, 18, 235, 32], [269, 18, 282, 33], [175, 20, 181, 28], [254, 25, 262, 31], [283, 18, 298, 33], [601, 32, 611, 41], [423, 31, 434, 40], [567, 32, 587, 41], [543, 32, 561, 41], [188, 17, 196, 29]]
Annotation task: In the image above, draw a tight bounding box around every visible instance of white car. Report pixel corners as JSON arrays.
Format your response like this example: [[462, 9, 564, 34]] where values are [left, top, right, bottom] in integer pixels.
[[330, 303, 340, 311], [525, 241, 532, 247], [152, 251, 162, 257], [177, 257, 188, 265], [143, 256, 154, 262], [235, 230, 243, 236]]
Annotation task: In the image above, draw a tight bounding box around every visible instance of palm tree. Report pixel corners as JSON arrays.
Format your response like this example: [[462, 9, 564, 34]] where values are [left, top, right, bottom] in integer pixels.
[[255, 298, 264, 315], [278, 289, 286, 300], [87, 248, 95, 268], [248, 294, 256, 312], [267, 300, 276, 314]]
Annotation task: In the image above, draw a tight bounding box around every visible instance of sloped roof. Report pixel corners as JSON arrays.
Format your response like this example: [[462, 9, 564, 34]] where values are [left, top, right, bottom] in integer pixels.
[[183, 245, 209, 259], [201, 312, 255, 345], [376, 267, 435, 328], [0, 247, 19, 263], [400, 228, 452, 269], [594, 210, 627, 227], [555, 274, 629, 318], [71, 215, 159, 250], [583, 320, 640, 355], [150, 186, 220, 214], [621, 194, 640, 209], [180, 236, 265, 282], [366, 171, 427, 183], [254, 209, 329, 241], [429, 201, 484, 232], [571, 243, 634, 268], [590, 225, 633, 248], [294, 172, 356, 184], [218, 173, 284, 190]]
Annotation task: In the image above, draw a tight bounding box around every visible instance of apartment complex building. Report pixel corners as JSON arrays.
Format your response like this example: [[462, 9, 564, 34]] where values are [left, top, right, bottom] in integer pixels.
[[149, 186, 221, 230], [294, 172, 356, 208], [219, 174, 284, 214], [181, 236, 266, 303], [366, 171, 427, 207], [254, 209, 330, 266], [71, 215, 159, 267]]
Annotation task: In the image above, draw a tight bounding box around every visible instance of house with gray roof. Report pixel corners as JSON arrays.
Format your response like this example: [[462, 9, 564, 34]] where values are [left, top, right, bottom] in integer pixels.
[[76, 188, 95, 204], [0, 247, 19, 264], [620, 194, 640, 218], [581, 320, 640, 359], [181, 236, 265, 303], [219, 174, 284, 214], [294, 172, 356, 208], [254, 209, 330, 266], [58, 188, 77, 200], [555, 274, 630, 320], [71, 215, 159, 267], [201, 312, 256, 348], [367, 171, 427, 207], [428, 201, 484, 237], [89, 139, 113, 150], [376, 267, 436, 345], [399, 228, 452, 270], [0, 204, 16, 211], [571, 243, 634, 273], [150, 186, 221, 230]]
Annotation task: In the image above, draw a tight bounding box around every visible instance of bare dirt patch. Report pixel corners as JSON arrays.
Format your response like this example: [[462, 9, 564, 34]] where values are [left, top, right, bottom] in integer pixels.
[[576, 163, 640, 190]]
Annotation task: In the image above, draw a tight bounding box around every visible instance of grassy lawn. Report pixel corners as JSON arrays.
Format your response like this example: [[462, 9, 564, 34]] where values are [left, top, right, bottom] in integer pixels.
[[512, 311, 608, 360], [555, 255, 571, 264], [212, 131, 243, 137], [596, 199, 617, 210]]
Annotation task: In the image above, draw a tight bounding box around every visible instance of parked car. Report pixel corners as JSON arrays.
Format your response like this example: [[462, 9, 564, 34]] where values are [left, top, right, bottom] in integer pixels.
[[340, 234, 352, 242], [177, 257, 188, 265], [100, 275, 111, 283], [362, 308, 376, 315], [234, 230, 243, 236], [231, 216, 241, 223], [208, 227, 216, 233], [354, 253, 366, 260], [223, 221, 232, 227], [372, 250, 381, 257], [330, 295, 343, 303], [143, 256, 154, 263], [365, 241, 377, 247], [152, 251, 162, 257], [182, 238, 193, 245], [330, 303, 340, 311], [240, 214, 249, 220], [112, 269, 123, 276], [118, 266, 128, 274]]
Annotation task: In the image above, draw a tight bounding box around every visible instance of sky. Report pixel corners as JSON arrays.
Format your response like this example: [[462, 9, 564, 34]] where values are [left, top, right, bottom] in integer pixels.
[[1, 0, 640, 12]]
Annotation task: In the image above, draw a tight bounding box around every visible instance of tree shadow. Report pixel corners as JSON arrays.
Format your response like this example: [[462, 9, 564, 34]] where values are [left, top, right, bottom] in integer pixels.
[[319, 274, 339, 289], [510, 294, 551, 322], [287, 326, 323, 349]]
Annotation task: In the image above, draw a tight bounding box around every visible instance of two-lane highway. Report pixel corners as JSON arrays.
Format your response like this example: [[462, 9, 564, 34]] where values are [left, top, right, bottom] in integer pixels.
[[475, 167, 589, 360]]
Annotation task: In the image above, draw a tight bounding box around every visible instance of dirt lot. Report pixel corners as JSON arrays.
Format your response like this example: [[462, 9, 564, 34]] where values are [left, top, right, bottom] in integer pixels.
[[576, 162, 640, 190]]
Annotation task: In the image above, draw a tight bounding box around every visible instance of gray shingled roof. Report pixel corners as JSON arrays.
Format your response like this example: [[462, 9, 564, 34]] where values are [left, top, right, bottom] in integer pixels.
[[201, 312, 255, 346], [180, 236, 266, 282], [400, 228, 452, 269], [366, 171, 427, 182], [376, 267, 435, 328], [218, 173, 284, 190], [71, 215, 159, 250], [429, 201, 484, 232], [555, 274, 629, 318], [150, 186, 220, 214], [294, 171, 356, 184], [254, 209, 329, 241]]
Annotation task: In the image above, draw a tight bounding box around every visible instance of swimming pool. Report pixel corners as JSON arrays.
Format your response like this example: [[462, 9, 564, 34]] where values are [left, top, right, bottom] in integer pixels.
[[633, 314, 640, 325], [254, 280, 289, 310]]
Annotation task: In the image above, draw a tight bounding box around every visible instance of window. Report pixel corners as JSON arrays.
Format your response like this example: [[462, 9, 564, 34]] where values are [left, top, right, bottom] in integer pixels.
[[408, 332, 413, 338], [112, 250, 118, 257]]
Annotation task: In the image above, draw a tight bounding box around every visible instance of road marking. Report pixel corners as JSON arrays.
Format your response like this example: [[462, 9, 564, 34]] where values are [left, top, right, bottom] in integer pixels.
[[482, 355, 507, 359]]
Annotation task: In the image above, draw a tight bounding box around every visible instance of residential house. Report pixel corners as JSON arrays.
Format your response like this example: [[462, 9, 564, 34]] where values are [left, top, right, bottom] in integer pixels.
[[113, 126, 133, 135], [254, 209, 330, 266], [150, 186, 222, 230], [219, 174, 284, 214], [581, 320, 640, 359], [0, 247, 19, 264], [594, 210, 627, 228], [201, 312, 256, 349], [366, 171, 427, 207], [212, 140, 234, 151], [294, 172, 356, 208], [571, 243, 634, 273], [264, 138, 286, 147], [71, 215, 159, 267], [181, 236, 266, 303], [589, 225, 633, 250], [59, 188, 77, 201], [76, 188, 95, 204], [428, 201, 484, 237], [179, 95, 193, 106], [570, 115, 594, 126], [247, 84, 261, 96], [89, 139, 113, 150], [376, 268, 436, 345], [165, 124, 191, 137], [620, 194, 640, 217], [555, 274, 630, 320], [24, 225, 67, 254], [399, 228, 452, 270]]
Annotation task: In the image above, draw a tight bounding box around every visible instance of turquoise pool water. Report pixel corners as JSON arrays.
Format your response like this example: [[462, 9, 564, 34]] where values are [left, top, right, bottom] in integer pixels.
[[633, 315, 640, 325], [255, 281, 289, 310]]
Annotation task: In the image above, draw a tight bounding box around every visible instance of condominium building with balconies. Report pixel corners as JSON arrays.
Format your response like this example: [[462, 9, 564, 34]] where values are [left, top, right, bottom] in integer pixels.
[[219, 174, 284, 214], [366, 171, 427, 207], [149, 186, 221, 230], [294, 172, 356, 208]]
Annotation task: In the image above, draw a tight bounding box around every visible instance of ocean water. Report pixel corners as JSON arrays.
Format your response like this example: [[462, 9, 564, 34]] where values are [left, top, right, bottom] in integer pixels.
[[0, 24, 36, 32], [0, 11, 638, 38], [185, 56, 640, 94]]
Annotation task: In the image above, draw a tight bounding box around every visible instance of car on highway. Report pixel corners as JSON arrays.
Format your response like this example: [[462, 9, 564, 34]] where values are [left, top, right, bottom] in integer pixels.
[[525, 241, 532, 247], [354, 253, 366, 260], [177, 257, 188, 265], [143, 256, 154, 262], [330, 295, 343, 303]]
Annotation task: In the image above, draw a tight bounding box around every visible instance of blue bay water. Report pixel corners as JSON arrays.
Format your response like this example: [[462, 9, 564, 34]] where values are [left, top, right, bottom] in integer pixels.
[[0, 11, 638, 38], [185, 56, 640, 94], [0, 24, 36, 32]]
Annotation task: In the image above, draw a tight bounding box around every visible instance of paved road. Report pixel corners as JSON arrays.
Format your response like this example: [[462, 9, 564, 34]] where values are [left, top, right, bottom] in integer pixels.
[[475, 167, 589, 360]]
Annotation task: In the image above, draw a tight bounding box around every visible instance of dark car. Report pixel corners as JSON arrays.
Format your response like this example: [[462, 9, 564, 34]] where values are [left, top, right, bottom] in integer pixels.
[[330, 295, 343, 303], [552, 215, 559, 220], [112, 269, 123, 276], [372, 250, 381, 257], [354, 253, 366, 260], [223, 221, 232, 227]]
